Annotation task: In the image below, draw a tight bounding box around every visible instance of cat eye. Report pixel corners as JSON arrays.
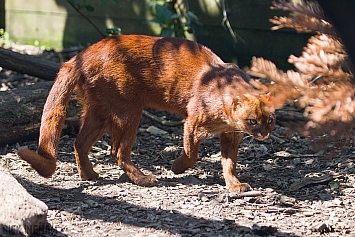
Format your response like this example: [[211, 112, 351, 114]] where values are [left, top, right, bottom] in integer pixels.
[[268, 118, 274, 124], [249, 119, 257, 125]]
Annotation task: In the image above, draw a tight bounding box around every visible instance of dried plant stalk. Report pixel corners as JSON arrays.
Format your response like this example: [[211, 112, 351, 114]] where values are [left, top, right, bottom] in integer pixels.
[[271, 0, 323, 19], [247, 0, 355, 129], [270, 15, 334, 35], [270, 0, 334, 35], [288, 34, 350, 79]]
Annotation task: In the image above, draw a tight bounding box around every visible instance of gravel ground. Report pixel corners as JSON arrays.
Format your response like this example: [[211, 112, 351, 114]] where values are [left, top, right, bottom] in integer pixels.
[[1, 51, 355, 237]]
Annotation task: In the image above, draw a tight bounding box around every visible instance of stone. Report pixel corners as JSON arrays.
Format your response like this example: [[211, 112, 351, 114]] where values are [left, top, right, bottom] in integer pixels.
[[0, 166, 48, 236], [146, 126, 168, 135]]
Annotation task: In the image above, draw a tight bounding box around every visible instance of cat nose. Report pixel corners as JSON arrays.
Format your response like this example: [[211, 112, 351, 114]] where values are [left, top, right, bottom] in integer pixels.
[[256, 132, 270, 140]]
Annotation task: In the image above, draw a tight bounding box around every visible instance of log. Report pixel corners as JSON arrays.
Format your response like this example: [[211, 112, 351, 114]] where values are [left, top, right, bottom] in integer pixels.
[[0, 81, 80, 146], [0, 47, 81, 145], [0, 166, 48, 236], [0, 47, 60, 81]]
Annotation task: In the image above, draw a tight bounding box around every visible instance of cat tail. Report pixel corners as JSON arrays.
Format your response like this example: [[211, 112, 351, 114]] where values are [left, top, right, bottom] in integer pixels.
[[17, 60, 79, 177]]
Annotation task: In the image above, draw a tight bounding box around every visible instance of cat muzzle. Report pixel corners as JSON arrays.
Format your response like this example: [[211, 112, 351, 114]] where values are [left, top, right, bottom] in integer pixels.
[[255, 132, 270, 141]]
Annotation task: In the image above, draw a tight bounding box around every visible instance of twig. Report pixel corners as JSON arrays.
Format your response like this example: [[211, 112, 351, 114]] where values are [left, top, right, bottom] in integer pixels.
[[244, 206, 299, 214], [220, 0, 244, 44], [66, 0, 106, 38], [228, 190, 263, 199], [289, 173, 333, 191]]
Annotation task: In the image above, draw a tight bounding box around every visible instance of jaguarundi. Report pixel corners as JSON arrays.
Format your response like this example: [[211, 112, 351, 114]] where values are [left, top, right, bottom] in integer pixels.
[[17, 34, 275, 192]]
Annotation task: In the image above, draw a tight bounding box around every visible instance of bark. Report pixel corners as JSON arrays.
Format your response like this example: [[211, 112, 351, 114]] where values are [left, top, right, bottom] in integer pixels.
[[0, 81, 80, 146], [0, 47, 60, 81], [0, 166, 48, 237]]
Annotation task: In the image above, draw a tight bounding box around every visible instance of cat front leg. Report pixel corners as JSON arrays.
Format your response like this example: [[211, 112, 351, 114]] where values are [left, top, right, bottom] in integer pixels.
[[220, 132, 251, 192], [171, 119, 201, 174]]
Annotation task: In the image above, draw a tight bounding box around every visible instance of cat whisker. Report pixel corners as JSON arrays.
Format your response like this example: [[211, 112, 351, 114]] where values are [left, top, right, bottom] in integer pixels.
[[241, 134, 254, 142], [224, 130, 244, 133]]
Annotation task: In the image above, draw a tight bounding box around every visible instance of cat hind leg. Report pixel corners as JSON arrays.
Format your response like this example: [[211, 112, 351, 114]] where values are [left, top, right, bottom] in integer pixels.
[[110, 115, 157, 187], [74, 110, 107, 180]]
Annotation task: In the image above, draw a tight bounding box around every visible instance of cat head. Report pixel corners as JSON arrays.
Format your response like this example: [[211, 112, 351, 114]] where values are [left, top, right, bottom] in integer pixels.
[[225, 93, 276, 140]]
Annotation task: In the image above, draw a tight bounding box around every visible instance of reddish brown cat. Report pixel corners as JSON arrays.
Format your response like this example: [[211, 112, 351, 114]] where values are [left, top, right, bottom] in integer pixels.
[[17, 34, 275, 192]]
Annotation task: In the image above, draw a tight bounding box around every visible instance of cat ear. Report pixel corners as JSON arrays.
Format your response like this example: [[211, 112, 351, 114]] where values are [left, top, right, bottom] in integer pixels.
[[232, 97, 240, 107], [260, 92, 275, 112], [232, 95, 244, 109]]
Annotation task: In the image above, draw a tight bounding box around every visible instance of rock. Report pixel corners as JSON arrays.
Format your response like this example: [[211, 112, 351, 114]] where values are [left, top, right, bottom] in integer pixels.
[[0, 166, 48, 236], [274, 150, 292, 157], [84, 199, 100, 208], [311, 222, 332, 233], [279, 195, 297, 207], [146, 126, 168, 135], [197, 192, 209, 202], [161, 146, 180, 159], [263, 164, 273, 171], [182, 175, 202, 185], [258, 144, 268, 153]]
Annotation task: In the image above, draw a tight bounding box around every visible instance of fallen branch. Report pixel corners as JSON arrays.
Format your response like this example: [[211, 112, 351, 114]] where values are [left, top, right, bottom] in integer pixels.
[[288, 173, 333, 191], [229, 190, 263, 199]]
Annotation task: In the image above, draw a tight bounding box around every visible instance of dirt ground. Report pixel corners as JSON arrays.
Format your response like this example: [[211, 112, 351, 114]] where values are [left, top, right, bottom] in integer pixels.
[[1, 61, 355, 237]]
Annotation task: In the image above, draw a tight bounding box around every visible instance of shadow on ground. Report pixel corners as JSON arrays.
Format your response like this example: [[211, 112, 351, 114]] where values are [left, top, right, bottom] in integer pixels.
[[15, 177, 299, 237]]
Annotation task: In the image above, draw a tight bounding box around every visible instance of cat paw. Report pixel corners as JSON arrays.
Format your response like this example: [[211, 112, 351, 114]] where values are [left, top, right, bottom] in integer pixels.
[[228, 182, 251, 193], [171, 161, 187, 174], [80, 168, 100, 180], [135, 174, 158, 187], [171, 158, 191, 174]]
